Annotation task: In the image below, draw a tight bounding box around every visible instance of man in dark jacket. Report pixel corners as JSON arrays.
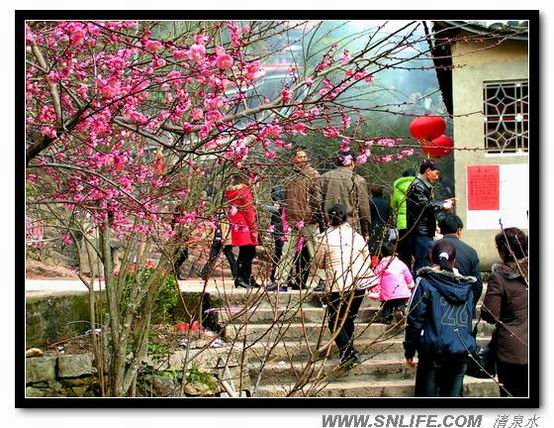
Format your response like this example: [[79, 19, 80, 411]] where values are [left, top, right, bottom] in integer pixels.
[[406, 160, 455, 274], [367, 185, 390, 257], [438, 215, 483, 315]]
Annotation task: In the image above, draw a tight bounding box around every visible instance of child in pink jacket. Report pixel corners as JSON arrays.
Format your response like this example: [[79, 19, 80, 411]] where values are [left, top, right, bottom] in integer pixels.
[[369, 243, 414, 323]]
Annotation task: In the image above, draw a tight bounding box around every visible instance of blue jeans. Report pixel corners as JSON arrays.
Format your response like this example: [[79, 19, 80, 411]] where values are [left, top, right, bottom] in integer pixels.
[[414, 356, 468, 397], [411, 235, 432, 274]]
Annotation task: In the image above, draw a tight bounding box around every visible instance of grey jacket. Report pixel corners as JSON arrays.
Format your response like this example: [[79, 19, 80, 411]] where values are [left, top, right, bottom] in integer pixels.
[[319, 166, 371, 237]]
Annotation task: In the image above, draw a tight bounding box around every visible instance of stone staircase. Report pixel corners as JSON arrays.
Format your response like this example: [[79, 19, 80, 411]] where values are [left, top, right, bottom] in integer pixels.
[[211, 289, 500, 398]]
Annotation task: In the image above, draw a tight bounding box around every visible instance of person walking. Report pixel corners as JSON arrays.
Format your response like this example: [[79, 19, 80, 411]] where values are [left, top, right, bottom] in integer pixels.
[[225, 174, 259, 290], [315, 204, 375, 367], [320, 149, 371, 239], [199, 211, 237, 282], [271, 148, 324, 291], [406, 160, 455, 274], [370, 242, 414, 324], [390, 168, 416, 269], [437, 215, 482, 316], [404, 240, 479, 397], [265, 185, 286, 285], [367, 185, 391, 259], [482, 227, 528, 397]]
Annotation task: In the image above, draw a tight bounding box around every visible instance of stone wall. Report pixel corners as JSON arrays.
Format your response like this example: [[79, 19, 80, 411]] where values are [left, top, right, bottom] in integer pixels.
[[26, 354, 98, 397], [26, 291, 215, 349], [25, 348, 250, 398]]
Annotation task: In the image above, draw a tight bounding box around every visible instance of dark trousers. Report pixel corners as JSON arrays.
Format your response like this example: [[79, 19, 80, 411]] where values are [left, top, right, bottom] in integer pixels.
[[497, 361, 528, 397], [174, 248, 188, 278], [411, 235, 433, 274], [396, 228, 412, 270], [382, 298, 408, 321], [236, 245, 256, 283], [270, 236, 284, 282], [327, 290, 366, 359], [414, 356, 467, 397], [290, 244, 311, 288], [201, 240, 237, 280]]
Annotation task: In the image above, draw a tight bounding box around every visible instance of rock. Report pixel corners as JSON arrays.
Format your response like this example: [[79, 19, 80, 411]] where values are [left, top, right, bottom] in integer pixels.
[[58, 354, 93, 378], [26, 357, 56, 383], [26, 387, 47, 397], [71, 386, 90, 396], [183, 381, 216, 396], [26, 348, 44, 358], [61, 377, 91, 387], [47, 380, 64, 392], [139, 374, 179, 397]]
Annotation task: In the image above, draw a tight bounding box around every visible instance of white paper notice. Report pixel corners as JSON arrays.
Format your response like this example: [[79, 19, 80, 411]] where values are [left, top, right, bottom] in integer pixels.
[[466, 163, 529, 230]]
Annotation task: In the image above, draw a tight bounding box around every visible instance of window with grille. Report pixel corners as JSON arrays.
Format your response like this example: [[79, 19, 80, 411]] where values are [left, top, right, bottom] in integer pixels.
[[484, 80, 528, 153]]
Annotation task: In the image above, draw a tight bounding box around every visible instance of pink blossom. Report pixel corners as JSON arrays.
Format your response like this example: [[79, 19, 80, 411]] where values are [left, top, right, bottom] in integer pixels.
[[182, 122, 194, 132], [144, 39, 162, 53], [191, 108, 204, 121], [340, 50, 351, 64], [216, 54, 234, 70], [295, 220, 305, 230], [355, 154, 368, 165], [70, 29, 86, 46], [342, 114, 351, 129], [322, 127, 339, 139], [292, 123, 307, 136], [266, 225, 276, 233], [40, 126, 57, 139], [189, 44, 206, 64], [294, 235, 305, 252], [173, 49, 188, 60], [341, 155, 353, 166], [62, 233, 73, 246], [281, 87, 292, 103], [340, 138, 351, 151], [183, 213, 195, 224], [206, 110, 222, 122], [194, 34, 209, 45]]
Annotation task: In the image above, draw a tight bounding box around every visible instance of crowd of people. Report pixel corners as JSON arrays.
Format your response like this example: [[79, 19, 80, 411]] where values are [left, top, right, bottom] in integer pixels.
[[182, 147, 528, 398]]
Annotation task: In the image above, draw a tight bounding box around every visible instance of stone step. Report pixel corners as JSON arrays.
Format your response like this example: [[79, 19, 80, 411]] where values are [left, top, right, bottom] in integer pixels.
[[248, 357, 416, 387], [223, 321, 494, 343], [208, 289, 324, 309], [217, 304, 488, 326], [252, 377, 500, 397], [215, 305, 382, 325], [228, 336, 493, 362]]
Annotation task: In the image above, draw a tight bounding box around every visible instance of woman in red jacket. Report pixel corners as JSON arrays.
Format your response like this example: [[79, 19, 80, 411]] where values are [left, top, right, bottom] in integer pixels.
[[225, 174, 259, 289]]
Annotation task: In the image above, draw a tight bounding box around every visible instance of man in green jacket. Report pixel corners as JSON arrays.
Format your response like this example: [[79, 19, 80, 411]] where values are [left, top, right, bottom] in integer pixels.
[[390, 169, 415, 269]]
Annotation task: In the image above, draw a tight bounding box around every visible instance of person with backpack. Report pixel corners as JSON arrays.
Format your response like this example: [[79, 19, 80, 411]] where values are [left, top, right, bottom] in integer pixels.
[[403, 240, 479, 396]]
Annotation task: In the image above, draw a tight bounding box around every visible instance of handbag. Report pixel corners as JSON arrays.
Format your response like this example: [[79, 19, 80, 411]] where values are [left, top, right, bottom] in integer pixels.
[[465, 315, 497, 378]]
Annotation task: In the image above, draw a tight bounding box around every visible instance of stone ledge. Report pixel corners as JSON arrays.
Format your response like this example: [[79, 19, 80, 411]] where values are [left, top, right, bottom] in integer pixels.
[[26, 356, 56, 383], [58, 354, 94, 378]]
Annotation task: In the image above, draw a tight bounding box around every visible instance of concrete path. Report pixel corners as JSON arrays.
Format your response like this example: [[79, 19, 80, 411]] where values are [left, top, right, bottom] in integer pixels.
[[25, 278, 236, 296]]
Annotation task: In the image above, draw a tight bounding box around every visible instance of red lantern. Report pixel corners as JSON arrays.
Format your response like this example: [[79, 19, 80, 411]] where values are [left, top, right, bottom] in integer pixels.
[[409, 116, 446, 140], [421, 135, 453, 158]]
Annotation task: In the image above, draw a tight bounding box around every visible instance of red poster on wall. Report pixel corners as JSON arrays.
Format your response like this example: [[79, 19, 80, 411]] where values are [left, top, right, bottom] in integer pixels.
[[467, 165, 500, 210]]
